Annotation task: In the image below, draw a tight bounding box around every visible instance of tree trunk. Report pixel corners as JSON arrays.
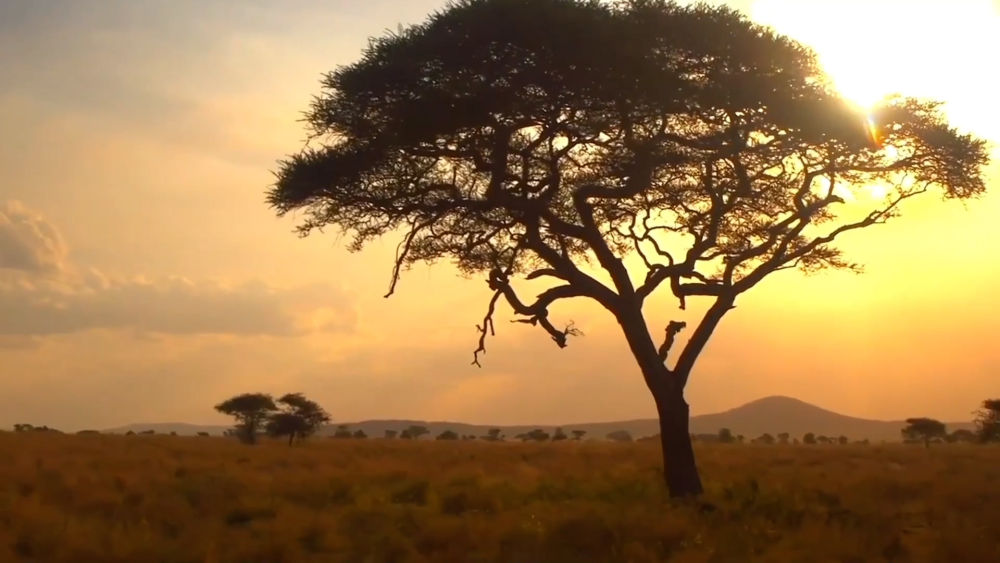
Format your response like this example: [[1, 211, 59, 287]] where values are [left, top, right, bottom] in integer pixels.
[[654, 389, 703, 497]]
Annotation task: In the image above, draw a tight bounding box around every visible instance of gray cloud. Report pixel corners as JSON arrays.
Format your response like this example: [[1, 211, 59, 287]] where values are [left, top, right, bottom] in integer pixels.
[[0, 201, 67, 273], [0, 201, 355, 337]]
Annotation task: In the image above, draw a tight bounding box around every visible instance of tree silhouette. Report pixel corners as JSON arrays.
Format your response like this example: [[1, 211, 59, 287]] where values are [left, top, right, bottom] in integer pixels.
[[437, 429, 459, 440], [332, 424, 353, 439], [384, 429, 398, 439], [755, 433, 775, 445], [974, 399, 1000, 443], [268, 0, 988, 496], [902, 418, 947, 448], [265, 393, 330, 445], [400, 425, 429, 440], [777, 432, 790, 445], [837, 435, 848, 445], [571, 430, 587, 441], [515, 428, 550, 442], [481, 427, 503, 441], [552, 427, 568, 441], [947, 428, 976, 443], [352, 429, 367, 439], [214, 393, 277, 444], [607, 430, 633, 442], [717, 428, 734, 444]]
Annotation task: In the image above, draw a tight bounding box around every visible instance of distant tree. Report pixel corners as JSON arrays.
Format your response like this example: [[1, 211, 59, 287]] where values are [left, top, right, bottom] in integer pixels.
[[902, 417, 947, 448], [481, 428, 503, 441], [265, 393, 331, 445], [333, 424, 354, 439], [974, 399, 1000, 443], [755, 433, 775, 445], [399, 425, 429, 440], [717, 428, 735, 444], [607, 430, 633, 443], [947, 428, 976, 443], [777, 432, 790, 445], [353, 429, 367, 439], [552, 427, 568, 441], [268, 0, 988, 497], [384, 429, 398, 439], [197, 432, 210, 437], [571, 430, 587, 441], [140, 430, 155, 435], [736, 434, 745, 444], [214, 393, 277, 445], [837, 435, 848, 445], [169, 431, 178, 436], [13, 424, 33, 432], [803, 433, 816, 445], [517, 428, 550, 442], [437, 429, 459, 440], [125, 430, 135, 436]]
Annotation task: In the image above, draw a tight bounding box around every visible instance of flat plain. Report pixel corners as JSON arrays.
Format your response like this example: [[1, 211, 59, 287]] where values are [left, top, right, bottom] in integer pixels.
[[2, 433, 998, 563]]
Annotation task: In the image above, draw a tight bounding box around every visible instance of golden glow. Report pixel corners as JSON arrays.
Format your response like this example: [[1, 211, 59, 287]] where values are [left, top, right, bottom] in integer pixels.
[[751, 0, 1000, 140]]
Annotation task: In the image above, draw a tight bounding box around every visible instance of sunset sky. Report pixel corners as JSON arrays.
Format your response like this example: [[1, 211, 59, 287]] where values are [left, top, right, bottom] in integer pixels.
[[1, 0, 998, 431]]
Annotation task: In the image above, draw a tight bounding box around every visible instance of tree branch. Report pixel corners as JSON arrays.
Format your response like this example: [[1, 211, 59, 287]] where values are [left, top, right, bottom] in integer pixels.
[[657, 320, 687, 363]]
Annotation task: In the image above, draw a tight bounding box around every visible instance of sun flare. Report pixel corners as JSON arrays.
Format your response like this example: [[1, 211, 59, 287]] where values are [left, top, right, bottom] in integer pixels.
[[750, 0, 1000, 138]]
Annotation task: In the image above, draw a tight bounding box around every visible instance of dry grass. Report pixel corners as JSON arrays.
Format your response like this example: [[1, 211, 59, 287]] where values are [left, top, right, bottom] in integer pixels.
[[1, 433, 998, 563]]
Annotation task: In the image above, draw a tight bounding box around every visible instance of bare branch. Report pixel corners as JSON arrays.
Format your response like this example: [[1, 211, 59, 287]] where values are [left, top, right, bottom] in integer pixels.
[[471, 289, 503, 367], [657, 321, 687, 363]]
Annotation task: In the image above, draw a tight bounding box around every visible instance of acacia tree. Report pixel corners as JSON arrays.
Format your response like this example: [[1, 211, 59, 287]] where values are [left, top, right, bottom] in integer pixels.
[[974, 399, 1000, 443], [902, 417, 947, 447], [215, 393, 277, 444], [265, 393, 331, 445], [268, 0, 988, 496]]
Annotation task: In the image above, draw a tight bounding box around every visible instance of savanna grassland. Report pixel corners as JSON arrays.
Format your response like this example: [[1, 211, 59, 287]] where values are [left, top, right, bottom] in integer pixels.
[[2, 433, 999, 563]]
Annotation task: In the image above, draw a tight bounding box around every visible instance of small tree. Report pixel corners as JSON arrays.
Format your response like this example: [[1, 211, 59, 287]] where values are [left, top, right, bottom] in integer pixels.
[[755, 433, 775, 445], [270, 0, 988, 496], [837, 435, 848, 445], [571, 430, 587, 441], [607, 430, 633, 443], [384, 429, 398, 439], [902, 418, 947, 448], [437, 429, 459, 440], [974, 399, 1000, 443], [268, 393, 331, 445], [215, 393, 277, 444], [517, 428, 549, 441], [717, 428, 734, 444], [552, 427, 568, 441], [481, 428, 503, 441], [401, 425, 429, 440], [197, 431, 210, 437], [777, 432, 790, 445], [353, 429, 367, 439], [948, 428, 976, 443]]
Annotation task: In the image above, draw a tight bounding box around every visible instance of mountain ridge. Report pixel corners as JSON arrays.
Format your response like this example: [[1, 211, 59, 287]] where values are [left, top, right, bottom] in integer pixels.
[[100, 395, 974, 442]]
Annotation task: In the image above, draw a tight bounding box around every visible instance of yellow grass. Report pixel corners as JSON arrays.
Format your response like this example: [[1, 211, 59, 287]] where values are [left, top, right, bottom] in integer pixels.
[[1, 433, 998, 562]]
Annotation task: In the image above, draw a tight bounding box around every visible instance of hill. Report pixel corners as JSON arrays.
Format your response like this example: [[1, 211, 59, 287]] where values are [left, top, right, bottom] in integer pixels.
[[103, 396, 975, 442]]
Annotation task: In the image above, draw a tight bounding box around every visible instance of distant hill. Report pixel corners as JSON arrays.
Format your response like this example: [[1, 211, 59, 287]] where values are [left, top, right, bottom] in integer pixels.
[[103, 396, 974, 442]]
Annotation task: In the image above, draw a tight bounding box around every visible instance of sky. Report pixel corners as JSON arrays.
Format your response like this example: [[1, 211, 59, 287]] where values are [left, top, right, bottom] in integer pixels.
[[1, 0, 998, 431]]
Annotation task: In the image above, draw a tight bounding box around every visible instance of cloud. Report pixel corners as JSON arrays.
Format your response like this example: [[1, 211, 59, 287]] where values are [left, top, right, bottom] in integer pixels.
[[0, 201, 355, 337], [0, 201, 67, 273]]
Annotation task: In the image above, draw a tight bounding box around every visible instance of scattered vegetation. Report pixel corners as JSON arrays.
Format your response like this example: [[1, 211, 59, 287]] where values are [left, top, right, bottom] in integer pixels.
[[2, 432, 999, 562]]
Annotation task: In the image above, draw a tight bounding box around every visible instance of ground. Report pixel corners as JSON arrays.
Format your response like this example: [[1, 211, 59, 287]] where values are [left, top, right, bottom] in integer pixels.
[[1, 433, 998, 562]]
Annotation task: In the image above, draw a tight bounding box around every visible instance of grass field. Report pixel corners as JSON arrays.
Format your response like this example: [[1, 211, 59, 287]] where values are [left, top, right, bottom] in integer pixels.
[[1, 433, 998, 563]]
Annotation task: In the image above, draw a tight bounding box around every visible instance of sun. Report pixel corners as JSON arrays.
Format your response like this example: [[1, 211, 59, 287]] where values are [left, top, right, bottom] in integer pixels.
[[749, 0, 999, 126]]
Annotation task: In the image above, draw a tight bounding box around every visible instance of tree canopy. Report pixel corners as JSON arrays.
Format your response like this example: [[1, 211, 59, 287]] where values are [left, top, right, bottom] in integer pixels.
[[215, 393, 277, 444], [902, 417, 947, 447]]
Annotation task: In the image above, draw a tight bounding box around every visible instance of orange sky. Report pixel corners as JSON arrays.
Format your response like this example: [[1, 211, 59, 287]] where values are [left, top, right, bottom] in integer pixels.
[[1, 0, 997, 430]]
